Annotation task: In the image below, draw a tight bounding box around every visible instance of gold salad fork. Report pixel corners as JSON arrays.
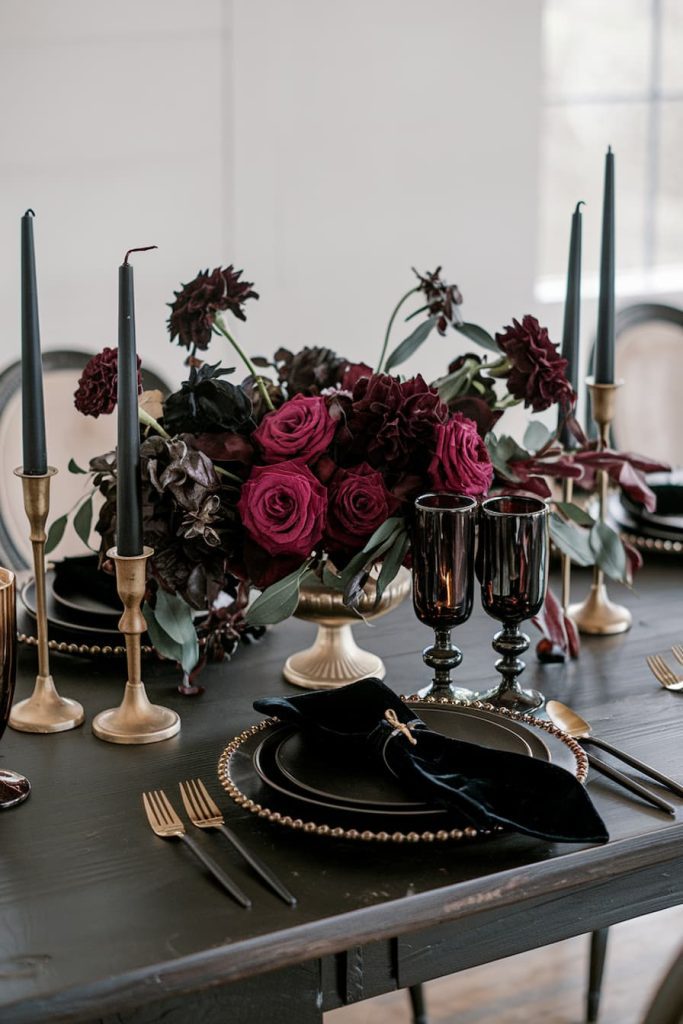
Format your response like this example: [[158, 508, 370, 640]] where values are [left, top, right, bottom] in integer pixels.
[[180, 779, 296, 906], [142, 790, 251, 907], [671, 644, 683, 668], [646, 654, 683, 692]]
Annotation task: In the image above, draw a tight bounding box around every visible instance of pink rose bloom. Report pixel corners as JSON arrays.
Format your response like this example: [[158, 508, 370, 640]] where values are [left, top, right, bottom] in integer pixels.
[[253, 394, 336, 464], [238, 461, 327, 559], [326, 463, 399, 552], [428, 414, 493, 497]]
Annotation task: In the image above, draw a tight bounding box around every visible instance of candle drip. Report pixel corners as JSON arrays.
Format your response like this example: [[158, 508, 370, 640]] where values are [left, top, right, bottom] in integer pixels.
[[123, 245, 158, 265]]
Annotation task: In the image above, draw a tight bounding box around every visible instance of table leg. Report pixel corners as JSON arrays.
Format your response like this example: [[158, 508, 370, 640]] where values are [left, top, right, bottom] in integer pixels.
[[587, 927, 610, 1023], [408, 982, 429, 1024]]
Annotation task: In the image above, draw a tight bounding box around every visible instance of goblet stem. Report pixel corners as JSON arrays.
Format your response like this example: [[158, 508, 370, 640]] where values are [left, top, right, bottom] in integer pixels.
[[419, 628, 472, 701], [486, 622, 544, 712]]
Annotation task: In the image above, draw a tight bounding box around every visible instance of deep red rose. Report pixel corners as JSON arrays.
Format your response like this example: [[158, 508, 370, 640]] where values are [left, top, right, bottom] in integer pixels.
[[450, 396, 503, 438], [495, 315, 575, 413], [429, 413, 493, 497], [238, 461, 327, 559], [325, 463, 399, 552], [340, 362, 373, 391], [344, 373, 448, 470], [74, 347, 141, 417], [253, 394, 337, 464]]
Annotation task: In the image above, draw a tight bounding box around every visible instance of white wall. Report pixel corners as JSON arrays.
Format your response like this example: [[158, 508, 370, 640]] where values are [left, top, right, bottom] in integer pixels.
[[0, 0, 544, 401]]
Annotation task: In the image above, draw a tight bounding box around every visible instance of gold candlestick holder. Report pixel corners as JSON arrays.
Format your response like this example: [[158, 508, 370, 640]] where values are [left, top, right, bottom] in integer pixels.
[[92, 547, 180, 744], [560, 476, 574, 613], [567, 379, 632, 635], [9, 468, 85, 733]]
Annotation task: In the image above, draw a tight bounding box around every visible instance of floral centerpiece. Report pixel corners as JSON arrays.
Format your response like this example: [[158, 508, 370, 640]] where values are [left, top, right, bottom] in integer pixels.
[[51, 265, 666, 687]]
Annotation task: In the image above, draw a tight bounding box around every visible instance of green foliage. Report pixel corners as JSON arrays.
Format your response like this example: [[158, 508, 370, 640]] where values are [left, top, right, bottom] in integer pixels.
[[245, 559, 314, 627], [45, 515, 67, 554], [384, 317, 436, 371], [143, 591, 199, 674]]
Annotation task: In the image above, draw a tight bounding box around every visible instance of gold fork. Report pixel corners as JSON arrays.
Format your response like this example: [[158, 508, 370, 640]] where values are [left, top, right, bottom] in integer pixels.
[[646, 655, 683, 692], [180, 779, 296, 906], [142, 790, 251, 908], [671, 644, 683, 669]]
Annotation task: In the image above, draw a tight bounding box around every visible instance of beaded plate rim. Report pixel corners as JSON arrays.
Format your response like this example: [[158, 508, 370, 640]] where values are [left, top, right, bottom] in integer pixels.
[[217, 695, 589, 844]]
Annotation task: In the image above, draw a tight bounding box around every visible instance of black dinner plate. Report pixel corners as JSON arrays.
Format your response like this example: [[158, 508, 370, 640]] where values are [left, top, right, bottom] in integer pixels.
[[51, 555, 121, 626], [252, 703, 552, 825], [21, 573, 127, 642]]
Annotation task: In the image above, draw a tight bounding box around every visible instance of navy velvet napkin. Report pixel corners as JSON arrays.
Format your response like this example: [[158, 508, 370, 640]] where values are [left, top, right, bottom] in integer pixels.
[[254, 678, 608, 844]]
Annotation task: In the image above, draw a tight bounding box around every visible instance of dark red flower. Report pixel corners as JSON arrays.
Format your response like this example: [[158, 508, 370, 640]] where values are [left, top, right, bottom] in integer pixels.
[[343, 373, 448, 471], [253, 394, 336, 464], [74, 347, 141, 417], [274, 346, 344, 396], [428, 413, 493, 497], [168, 267, 258, 351], [414, 266, 463, 335], [238, 461, 327, 559], [340, 362, 373, 391], [495, 315, 575, 413], [325, 463, 399, 553]]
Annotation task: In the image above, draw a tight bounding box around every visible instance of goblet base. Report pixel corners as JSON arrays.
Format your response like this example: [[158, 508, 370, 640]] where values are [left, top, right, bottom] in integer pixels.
[[416, 681, 477, 703], [477, 682, 545, 714], [0, 769, 31, 809]]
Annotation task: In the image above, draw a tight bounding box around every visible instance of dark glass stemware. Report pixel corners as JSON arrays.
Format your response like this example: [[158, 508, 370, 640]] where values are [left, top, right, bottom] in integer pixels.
[[0, 568, 31, 809], [412, 493, 477, 700], [478, 495, 549, 712]]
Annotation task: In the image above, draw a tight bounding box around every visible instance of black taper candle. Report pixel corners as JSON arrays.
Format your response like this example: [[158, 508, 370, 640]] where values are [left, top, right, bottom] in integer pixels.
[[595, 147, 615, 384], [21, 210, 48, 475], [558, 201, 583, 447], [116, 249, 149, 556]]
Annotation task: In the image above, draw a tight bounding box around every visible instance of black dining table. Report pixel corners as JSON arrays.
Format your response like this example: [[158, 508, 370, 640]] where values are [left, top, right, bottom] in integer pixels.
[[1, 561, 682, 1024]]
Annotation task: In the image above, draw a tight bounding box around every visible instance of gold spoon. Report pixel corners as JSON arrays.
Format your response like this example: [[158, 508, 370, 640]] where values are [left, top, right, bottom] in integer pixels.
[[546, 701, 681, 812]]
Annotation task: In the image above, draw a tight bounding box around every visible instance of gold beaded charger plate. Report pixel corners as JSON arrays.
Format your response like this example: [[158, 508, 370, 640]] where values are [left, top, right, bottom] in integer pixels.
[[218, 699, 588, 844]]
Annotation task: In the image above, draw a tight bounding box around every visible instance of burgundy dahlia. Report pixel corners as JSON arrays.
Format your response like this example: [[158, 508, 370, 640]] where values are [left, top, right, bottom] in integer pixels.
[[74, 347, 141, 418], [414, 266, 463, 335], [495, 315, 575, 413], [168, 266, 259, 351], [343, 373, 448, 472]]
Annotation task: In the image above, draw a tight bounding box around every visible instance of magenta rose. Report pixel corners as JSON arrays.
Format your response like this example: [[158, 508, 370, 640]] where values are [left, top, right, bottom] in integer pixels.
[[326, 463, 399, 552], [238, 461, 327, 558], [253, 394, 337, 464], [428, 414, 493, 497]]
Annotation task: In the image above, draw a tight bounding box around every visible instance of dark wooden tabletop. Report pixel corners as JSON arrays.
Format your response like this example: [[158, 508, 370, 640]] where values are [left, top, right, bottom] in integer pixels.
[[1, 562, 682, 1024]]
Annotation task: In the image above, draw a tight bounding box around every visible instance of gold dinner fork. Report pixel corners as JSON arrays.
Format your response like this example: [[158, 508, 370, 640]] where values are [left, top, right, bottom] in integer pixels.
[[142, 789, 251, 907], [671, 644, 683, 668], [179, 779, 296, 906], [646, 654, 683, 692]]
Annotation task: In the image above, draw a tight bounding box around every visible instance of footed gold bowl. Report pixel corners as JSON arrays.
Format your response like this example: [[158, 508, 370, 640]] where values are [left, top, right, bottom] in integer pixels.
[[283, 566, 411, 690]]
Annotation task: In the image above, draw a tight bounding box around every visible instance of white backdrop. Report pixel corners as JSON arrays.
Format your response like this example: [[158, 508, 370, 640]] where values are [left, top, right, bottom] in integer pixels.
[[0, 0, 544, 405]]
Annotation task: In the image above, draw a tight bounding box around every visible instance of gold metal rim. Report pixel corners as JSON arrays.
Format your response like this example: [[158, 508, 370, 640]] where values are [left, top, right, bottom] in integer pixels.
[[217, 696, 588, 843]]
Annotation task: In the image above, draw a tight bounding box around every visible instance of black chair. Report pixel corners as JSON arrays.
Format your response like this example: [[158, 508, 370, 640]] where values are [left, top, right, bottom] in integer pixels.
[[0, 349, 168, 570]]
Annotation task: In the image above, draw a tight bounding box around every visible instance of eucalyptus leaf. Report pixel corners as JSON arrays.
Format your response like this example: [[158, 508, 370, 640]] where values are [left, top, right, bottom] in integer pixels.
[[68, 458, 87, 474], [246, 559, 312, 627], [73, 497, 93, 548], [374, 529, 410, 607], [485, 432, 531, 481], [143, 600, 199, 675], [361, 516, 405, 554], [384, 317, 436, 372], [523, 420, 551, 452], [549, 512, 594, 567], [454, 321, 498, 352], [153, 588, 198, 645], [343, 569, 370, 608], [45, 515, 67, 554], [590, 521, 627, 583], [556, 501, 595, 528]]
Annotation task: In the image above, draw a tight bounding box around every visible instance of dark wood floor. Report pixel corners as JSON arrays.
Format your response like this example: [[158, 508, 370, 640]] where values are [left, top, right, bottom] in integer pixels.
[[325, 906, 683, 1024]]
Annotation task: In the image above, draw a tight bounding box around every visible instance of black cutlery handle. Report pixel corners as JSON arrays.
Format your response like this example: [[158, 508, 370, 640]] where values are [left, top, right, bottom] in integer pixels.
[[586, 753, 676, 816], [219, 824, 297, 906], [583, 737, 683, 799], [180, 834, 252, 908]]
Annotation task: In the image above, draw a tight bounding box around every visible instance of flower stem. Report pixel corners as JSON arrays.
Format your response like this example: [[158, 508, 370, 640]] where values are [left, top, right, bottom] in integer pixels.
[[377, 286, 420, 374], [214, 316, 275, 413], [138, 407, 170, 439], [484, 356, 511, 378]]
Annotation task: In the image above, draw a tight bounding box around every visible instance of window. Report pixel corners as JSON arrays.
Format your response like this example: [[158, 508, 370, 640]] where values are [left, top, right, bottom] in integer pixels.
[[537, 0, 683, 301]]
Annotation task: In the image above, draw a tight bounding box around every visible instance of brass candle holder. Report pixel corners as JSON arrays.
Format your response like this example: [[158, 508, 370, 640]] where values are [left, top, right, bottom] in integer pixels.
[[9, 468, 85, 733], [92, 547, 180, 744], [561, 476, 574, 612], [567, 379, 632, 635]]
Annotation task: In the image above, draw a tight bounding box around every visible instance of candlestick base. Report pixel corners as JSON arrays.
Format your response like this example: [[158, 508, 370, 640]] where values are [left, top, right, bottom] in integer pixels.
[[9, 674, 84, 733], [11, 466, 85, 733], [568, 581, 632, 636], [92, 682, 180, 745], [92, 546, 180, 745]]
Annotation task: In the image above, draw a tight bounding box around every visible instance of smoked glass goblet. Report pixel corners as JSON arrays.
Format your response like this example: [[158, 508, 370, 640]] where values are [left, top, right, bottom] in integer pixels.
[[412, 493, 477, 700], [0, 568, 31, 808], [478, 495, 549, 712]]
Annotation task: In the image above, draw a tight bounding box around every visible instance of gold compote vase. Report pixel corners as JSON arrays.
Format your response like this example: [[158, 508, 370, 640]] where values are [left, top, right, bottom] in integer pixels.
[[283, 566, 411, 690]]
